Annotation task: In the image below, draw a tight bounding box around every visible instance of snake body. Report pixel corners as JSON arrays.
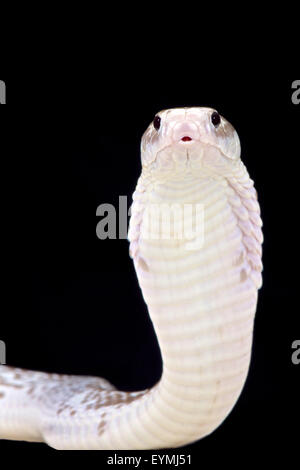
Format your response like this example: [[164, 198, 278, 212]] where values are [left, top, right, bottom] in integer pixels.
[[0, 107, 263, 449]]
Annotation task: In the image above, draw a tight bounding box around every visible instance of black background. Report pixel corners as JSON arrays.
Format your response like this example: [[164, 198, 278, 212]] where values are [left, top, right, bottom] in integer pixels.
[[0, 74, 299, 466]]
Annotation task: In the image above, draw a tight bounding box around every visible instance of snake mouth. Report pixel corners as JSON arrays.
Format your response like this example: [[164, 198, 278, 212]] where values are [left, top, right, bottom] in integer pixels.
[[181, 136, 192, 142]]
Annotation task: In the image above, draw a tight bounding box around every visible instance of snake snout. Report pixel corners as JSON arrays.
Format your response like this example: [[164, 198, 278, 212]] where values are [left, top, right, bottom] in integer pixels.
[[173, 121, 199, 143]]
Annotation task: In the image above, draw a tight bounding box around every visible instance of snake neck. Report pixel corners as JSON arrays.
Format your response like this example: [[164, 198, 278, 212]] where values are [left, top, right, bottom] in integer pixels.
[[0, 162, 263, 450], [110, 163, 263, 449]]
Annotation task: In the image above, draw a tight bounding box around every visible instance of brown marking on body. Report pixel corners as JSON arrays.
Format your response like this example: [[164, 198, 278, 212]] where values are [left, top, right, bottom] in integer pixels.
[[27, 385, 36, 395], [97, 421, 106, 436], [138, 257, 149, 272], [85, 389, 149, 411], [57, 404, 70, 415], [240, 268, 248, 282], [233, 251, 244, 266], [249, 258, 262, 272], [0, 377, 23, 389], [97, 412, 107, 436], [0, 392, 5, 398], [57, 404, 76, 416]]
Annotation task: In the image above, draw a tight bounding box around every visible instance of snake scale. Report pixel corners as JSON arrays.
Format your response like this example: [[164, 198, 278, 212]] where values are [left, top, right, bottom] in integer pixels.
[[0, 107, 263, 449]]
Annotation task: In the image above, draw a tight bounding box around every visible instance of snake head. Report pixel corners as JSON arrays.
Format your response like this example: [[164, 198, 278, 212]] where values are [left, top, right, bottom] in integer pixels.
[[141, 107, 241, 175]]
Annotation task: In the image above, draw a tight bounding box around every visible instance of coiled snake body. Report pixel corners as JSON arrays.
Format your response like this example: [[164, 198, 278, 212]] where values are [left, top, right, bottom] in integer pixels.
[[0, 107, 263, 449]]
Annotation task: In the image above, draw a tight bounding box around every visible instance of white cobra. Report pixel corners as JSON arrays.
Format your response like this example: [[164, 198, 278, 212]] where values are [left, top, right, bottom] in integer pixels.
[[0, 107, 263, 450]]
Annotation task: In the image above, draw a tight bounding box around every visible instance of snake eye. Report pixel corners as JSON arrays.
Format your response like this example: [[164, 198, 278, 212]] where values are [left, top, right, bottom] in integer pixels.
[[211, 111, 221, 128], [153, 115, 161, 131]]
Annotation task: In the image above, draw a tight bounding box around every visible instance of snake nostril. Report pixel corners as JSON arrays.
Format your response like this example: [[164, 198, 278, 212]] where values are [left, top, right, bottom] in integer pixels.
[[181, 136, 192, 142]]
